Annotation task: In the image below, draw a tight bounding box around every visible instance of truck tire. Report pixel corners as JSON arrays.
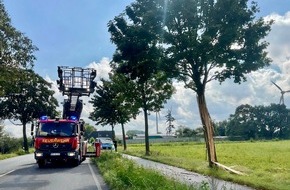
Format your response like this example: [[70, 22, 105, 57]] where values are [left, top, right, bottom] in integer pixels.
[[38, 160, 45, 168], [72, 159, 80, 167], [72, 152, 81, 167]]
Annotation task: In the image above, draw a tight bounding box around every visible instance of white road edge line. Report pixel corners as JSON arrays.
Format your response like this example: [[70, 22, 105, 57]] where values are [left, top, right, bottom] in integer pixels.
[[88, 160, 103, 190], [0, 170, 15, 178]]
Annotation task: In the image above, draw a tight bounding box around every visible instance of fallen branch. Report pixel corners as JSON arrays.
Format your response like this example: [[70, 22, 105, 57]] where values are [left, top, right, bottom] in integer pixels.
[[212, 161, 246, 176]]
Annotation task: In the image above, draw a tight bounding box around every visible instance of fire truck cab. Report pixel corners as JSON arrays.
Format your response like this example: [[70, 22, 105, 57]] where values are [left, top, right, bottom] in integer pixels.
[[33, 116, 87, 167]]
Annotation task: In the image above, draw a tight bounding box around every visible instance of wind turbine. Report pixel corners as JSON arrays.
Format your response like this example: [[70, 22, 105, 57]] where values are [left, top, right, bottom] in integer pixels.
[[271, 81, 290, 105]]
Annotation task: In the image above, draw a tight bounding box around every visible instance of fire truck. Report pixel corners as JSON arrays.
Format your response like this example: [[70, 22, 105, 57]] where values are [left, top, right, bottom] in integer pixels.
[[31, 66, 99, 168]]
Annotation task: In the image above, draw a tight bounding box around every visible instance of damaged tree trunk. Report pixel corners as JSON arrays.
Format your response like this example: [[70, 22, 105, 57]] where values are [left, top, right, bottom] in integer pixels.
[[197, 93, 217, 167]]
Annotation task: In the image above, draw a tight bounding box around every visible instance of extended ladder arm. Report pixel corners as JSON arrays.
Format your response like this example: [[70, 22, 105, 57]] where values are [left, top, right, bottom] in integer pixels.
[[57, 66, 96, 119]]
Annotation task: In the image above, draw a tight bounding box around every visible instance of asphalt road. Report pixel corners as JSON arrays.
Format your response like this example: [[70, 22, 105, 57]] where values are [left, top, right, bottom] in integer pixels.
[[0, 154, 109, 190]]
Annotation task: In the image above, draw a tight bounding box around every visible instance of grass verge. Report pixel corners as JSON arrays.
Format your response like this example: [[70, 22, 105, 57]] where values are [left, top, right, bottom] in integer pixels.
[[123, 140, 290, 190], [92, 152, 212, 190], [0, 149, 33, 160]]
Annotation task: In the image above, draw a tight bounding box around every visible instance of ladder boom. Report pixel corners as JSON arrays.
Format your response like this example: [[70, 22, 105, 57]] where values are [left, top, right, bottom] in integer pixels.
[[57, 66, 96, 119]]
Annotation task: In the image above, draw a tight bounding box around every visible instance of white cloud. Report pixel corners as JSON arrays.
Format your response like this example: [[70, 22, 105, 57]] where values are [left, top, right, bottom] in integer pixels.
[[86, 57, 112, 81]]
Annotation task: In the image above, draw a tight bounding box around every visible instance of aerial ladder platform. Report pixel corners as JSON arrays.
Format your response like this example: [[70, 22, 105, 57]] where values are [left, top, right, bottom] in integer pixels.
[[57, 66, 100, 158]]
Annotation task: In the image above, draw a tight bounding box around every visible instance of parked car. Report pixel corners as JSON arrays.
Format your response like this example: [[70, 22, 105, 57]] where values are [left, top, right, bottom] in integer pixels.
[[96, 137, 115, 150]]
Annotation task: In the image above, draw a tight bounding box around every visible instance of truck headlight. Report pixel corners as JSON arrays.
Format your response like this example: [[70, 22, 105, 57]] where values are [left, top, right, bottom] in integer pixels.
[[68, 152, 75, 156], [35, 152, 43, 157]]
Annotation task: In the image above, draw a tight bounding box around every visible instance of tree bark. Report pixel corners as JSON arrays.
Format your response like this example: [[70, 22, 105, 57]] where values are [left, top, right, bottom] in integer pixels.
[[197, 93, 217, 167], [121, 123, 127, 150], [144, 107, 150, 155], [22, 122, 29, 152], [141, 83, 150, 156]]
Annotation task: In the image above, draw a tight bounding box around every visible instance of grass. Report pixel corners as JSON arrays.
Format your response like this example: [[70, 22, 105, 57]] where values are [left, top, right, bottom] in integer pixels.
[[92, 152, 213, 190], [0, 149, 30, 160], [123, 140, 290, 190]]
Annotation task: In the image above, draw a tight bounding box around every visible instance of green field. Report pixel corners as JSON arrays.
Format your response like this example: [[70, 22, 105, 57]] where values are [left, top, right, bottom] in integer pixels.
[[123, 140, 290, 190]]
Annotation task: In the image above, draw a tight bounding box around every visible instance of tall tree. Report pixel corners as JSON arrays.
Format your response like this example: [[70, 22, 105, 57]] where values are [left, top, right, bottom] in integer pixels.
[[227, 104, 258, 140], [89, 73, 139, 150], [159, 0, 273, 166], [227, 104, 290, 140], [83, 124, 96, 140], [108, 1, 175, 155], [258, 104, 290, 139], [0, 69, 58, 152], [89, 78, 118, 143], [0, 1, 38, 96]]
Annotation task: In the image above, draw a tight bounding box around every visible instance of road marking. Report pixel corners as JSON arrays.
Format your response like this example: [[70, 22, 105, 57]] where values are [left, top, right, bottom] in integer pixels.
[[88, 161, 103, 190], [0, 170, 15, 178]]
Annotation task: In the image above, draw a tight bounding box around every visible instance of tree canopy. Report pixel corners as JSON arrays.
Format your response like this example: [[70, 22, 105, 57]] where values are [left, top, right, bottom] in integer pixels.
[[0, 1, 38, 96], [89, 73, 140, 150], [0, 69, 58, 152], [108, 1, 175, 155], [108, 0, 273, 165], [226, 104, 290, 140]]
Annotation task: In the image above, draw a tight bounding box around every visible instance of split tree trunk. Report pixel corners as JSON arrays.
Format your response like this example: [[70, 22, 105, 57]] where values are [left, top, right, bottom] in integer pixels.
[[197, 93, 217, 167]]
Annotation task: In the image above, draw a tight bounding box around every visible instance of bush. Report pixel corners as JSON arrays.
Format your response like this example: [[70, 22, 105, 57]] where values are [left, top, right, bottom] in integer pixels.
[[0, 135, 22, 154]]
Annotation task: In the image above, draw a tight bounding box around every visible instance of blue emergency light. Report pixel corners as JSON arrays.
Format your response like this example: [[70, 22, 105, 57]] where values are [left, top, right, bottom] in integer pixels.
[[69, 116, 78, 121], [40, 116, 48, 120]]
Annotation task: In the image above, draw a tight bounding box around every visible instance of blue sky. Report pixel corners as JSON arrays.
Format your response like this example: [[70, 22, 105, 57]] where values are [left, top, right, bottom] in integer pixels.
[[4, 0, 134, 79], [3, 0, 290, 137]]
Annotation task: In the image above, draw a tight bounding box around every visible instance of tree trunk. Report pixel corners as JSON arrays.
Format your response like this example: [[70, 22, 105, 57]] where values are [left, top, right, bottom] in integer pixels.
[[144, 107, 150, 155], [111, 125, 115, 140], [121, 123, 127, 151], [22, 122, 29, 153], [142, 83, 150, 156], [196, 93, 217, 167]]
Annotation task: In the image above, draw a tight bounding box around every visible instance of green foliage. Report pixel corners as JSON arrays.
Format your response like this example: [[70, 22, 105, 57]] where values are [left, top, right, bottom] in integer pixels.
[[213, 121, 227, 136], [0, 1, 38, 96], [0, 69, 58, 152], [89, 137, 95, 144], [126, 130, 145, 139], [83, 124, 96, 140], [0, 1, 37, 68], [226, 104, 290, 140], [93, 152, 200, 190], [90, 73, 141, 149], [0, 125, 22, 154], [0, 69, 58, 121], [175, 125, 198, 137], [109, 0, 272, 162], [161, 0, 273, 89], [108, 1, 175, 155], [90, 73, 139, 127]]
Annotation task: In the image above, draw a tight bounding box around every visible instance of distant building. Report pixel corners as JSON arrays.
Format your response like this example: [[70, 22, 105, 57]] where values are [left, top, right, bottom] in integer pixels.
[[133, 134, 176, 139], [95, 130, 115, 139]]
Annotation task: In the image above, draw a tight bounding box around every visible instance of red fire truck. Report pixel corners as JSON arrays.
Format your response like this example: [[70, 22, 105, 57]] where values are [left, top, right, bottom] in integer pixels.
[[33, 116, 88, 167], [31, 67, 99, 168]]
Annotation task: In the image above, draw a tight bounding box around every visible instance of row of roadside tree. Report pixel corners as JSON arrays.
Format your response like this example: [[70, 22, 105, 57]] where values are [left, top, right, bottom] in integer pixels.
[[1, 0, 275, 167]]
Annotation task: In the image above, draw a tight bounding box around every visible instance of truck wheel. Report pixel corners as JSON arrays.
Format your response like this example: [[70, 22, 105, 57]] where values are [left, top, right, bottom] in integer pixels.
[[38, 160, 45, 168], [72, 159, 79, 167], [72, 154, 81, 167]]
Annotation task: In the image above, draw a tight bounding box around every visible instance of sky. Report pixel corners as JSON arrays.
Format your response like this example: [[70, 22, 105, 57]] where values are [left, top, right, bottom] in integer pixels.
[[2, 0, 290, 137]]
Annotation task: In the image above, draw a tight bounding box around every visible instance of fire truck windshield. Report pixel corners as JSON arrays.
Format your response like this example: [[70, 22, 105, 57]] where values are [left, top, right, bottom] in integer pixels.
[[37, 122, 76, 137]]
